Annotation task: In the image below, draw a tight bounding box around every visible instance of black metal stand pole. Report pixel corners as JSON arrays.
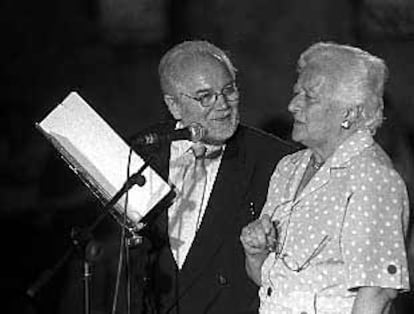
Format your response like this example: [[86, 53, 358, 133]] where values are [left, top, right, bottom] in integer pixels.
[[83, 260, 91, 314], [26, 160, 150, 314]]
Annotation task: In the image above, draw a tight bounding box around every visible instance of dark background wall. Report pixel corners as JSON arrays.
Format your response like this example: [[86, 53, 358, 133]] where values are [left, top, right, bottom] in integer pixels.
[[1, 0, 413, 313]]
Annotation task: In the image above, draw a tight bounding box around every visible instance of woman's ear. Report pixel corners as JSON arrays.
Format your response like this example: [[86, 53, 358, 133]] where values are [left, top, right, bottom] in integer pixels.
[[344, 105, 362, 124], [341, 105, 362, 130], [164, 95, 182, 120]]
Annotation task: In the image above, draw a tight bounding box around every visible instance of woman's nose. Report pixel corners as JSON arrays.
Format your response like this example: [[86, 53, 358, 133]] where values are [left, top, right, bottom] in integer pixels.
[[288, 94, 302, 113]]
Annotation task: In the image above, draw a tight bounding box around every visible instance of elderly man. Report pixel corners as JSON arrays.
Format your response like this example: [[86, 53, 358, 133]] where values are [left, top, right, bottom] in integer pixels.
[[241, 42, 410, 314], [129, 40, 295, 314]]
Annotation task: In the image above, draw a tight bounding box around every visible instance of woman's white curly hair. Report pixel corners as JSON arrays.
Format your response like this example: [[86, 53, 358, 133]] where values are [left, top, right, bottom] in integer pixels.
[[298, 42, 388, 134]]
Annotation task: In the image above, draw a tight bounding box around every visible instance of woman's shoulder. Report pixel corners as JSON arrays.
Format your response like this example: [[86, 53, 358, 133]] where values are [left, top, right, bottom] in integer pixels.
[[349, 142, 406, 186]]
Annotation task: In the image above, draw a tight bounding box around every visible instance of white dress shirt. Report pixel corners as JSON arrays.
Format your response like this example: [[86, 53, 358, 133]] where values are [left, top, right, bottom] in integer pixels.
[[168, 138, 224, 268]]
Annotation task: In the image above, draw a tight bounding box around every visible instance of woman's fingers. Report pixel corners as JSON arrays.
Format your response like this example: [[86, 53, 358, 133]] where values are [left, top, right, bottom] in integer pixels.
[[261, 215, 278, 251], [241, 217, 278, 254]]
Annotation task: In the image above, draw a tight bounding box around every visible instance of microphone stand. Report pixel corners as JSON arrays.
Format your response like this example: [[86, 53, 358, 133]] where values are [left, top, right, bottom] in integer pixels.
[[26, 160, 151, 314]]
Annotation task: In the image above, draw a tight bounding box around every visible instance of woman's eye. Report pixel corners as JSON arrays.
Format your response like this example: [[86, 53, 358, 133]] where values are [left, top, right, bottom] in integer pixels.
[[305, 93, 317, 103]]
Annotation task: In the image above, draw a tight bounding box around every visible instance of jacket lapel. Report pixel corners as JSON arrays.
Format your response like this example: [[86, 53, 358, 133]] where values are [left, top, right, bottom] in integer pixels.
[[295, 162, 331, 202], [279, 149, 331, 204], [165, 127, 249, 305], [280, 150, 309, 203], [295, 154, 331, 202]]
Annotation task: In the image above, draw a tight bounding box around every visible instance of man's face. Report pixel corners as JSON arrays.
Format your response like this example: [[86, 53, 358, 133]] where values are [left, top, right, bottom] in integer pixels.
[[287, 65, 344, 150], [165, 56, 240, 145]]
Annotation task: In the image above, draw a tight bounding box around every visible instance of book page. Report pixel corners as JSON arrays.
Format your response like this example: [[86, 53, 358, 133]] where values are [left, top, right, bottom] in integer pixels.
[[36, 92, 172, 223]]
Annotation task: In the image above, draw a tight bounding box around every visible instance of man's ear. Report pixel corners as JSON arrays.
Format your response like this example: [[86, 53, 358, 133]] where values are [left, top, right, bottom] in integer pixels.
[[164, 95, 182, 120]]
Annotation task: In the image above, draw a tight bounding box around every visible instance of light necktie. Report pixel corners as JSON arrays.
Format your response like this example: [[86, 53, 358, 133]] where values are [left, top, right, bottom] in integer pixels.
[[169, 143, 207, 269]]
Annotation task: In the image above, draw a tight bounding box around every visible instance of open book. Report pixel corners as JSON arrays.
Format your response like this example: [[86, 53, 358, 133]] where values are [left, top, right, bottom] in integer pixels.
[[36, 92, 172, 227]]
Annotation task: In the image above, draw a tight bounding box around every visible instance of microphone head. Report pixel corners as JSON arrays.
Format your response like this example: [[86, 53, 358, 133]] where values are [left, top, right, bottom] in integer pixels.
[[188, 123, 205, 142]]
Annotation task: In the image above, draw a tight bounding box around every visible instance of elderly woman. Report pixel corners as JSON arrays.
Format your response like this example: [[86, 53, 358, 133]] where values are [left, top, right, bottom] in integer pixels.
[[240, 42, 410, 314]]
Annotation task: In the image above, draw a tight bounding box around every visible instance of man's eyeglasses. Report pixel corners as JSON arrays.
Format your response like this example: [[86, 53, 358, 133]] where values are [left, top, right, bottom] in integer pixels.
[[181, 83, 239, 108]]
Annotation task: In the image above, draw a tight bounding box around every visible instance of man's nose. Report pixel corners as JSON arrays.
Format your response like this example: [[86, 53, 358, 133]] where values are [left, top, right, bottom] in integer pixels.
[[214, 93, 231, 110]]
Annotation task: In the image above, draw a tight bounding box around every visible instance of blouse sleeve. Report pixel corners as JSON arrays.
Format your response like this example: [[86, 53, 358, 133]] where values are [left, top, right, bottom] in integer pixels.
[[341, 161, 410, 291]]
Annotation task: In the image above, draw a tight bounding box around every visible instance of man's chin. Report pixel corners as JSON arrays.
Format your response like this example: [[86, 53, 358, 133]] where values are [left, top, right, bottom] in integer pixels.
[[203, 127, 237, 145]]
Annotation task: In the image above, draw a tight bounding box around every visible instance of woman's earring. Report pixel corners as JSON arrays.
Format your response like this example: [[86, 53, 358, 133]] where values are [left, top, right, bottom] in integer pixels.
[[341, 120, 351, 129]]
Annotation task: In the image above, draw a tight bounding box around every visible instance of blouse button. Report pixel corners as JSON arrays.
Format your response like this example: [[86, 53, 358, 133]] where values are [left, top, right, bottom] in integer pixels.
[[387, 264, 397, 274], [267, 287, 272, 296]]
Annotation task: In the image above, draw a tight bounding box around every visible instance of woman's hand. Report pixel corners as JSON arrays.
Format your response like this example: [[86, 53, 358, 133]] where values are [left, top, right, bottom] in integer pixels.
[[240, 215, 278, 286], [240, 214, 277, 256]]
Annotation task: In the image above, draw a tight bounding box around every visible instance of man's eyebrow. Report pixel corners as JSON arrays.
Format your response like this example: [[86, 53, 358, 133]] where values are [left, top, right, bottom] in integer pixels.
[[194, 87, 213, 95]]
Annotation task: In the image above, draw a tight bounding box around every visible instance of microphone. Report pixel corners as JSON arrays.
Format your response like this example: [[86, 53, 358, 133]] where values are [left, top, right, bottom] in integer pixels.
[[132, 123, 205, 146]]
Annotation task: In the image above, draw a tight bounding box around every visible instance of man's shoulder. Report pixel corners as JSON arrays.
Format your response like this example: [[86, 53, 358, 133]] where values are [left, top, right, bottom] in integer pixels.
[[236, 124, 297, 154], [131, 120, 175, 136]]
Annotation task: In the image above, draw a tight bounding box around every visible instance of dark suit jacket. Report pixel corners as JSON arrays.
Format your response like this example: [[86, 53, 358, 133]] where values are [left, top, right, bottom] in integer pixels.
[[130, 123, 296, 314]]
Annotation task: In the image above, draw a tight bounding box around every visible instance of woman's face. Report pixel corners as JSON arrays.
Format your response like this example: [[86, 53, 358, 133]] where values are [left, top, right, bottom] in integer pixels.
[[288, 66, 345, 151]]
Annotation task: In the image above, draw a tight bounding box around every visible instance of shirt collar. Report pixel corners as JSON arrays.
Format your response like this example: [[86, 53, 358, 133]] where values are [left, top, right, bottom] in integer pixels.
[[288, 129, 374, 169]]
